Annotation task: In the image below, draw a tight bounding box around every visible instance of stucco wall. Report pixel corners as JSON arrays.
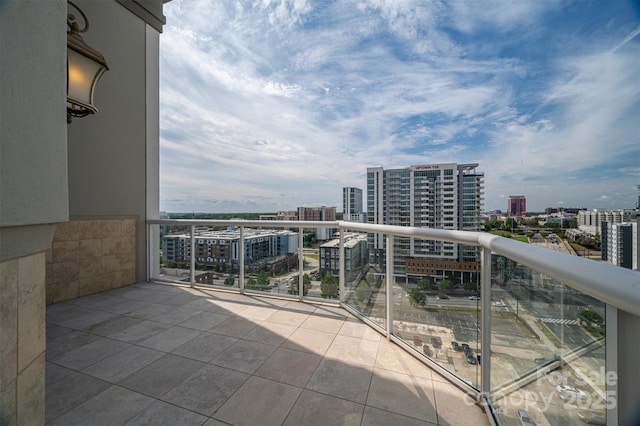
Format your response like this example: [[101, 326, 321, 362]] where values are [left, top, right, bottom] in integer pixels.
[[46, 219, 137, 304], [0, 0, 67, 262], [67, 0, 161, 283]]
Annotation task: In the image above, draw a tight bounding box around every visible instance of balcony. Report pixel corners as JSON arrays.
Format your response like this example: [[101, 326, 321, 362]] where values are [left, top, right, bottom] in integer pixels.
[[45, 282, 487, 425], [43, 219, 640, 425]]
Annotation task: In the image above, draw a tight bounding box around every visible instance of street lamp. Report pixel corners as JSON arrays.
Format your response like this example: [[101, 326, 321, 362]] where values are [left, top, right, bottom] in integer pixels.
[[67, 1, 108, 123]]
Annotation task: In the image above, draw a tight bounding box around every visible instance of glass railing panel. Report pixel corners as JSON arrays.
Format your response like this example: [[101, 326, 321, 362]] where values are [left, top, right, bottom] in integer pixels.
[[303, 226, 343, 302], [155, 223, 195, 284], [393, 240, 482, 388], [490, 254, 607, 425], [189, 224, 239, 290], [342, 230, 387, 330], [241, 225, 299, 297], [298, 228, 324, 300]]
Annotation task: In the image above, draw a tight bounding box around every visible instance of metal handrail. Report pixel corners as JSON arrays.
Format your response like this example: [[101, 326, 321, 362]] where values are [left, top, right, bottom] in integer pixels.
[[147, 219, 640, 316]]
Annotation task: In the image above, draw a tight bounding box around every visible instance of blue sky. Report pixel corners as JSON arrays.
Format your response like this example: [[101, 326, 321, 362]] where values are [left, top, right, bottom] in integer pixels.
[[159, 0, 640, 213]]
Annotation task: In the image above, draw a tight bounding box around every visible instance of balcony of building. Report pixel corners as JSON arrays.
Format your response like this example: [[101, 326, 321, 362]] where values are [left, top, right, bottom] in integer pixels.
[[45, 282, 486, 425], [42, 218, 640, 425]]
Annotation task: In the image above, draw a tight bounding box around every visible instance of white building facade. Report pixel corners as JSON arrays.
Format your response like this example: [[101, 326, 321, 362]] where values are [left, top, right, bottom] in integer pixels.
[[343, 187, 367, 223], [366, 163, 484, 274], [578, 209, 637, 236]]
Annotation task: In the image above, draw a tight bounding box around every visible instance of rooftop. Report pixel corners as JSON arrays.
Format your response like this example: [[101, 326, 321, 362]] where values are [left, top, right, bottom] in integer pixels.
[[45, 282, 488, 425]]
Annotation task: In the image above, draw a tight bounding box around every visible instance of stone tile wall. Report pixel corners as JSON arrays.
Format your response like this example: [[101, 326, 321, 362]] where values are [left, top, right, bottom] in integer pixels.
[[46, 219, 136, 305], [0, 252, 46, 425]]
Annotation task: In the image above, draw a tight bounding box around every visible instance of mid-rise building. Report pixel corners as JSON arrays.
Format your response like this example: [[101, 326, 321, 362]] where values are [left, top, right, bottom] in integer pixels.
[[578, 209, 637, 236], [507, 195, 526, 217], [366, 163, 484, 275], [259, 211, 298, 221], [298, 206, 337, 240], [162, 228, 298, 273], [343, 187, 367, 223], [319, 233, 369, 279]]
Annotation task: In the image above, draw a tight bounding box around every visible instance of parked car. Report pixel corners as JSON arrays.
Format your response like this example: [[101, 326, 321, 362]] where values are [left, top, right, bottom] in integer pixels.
[[461, 343, 471, 353], [556, 384, 587, 402], [437, 294, 449, 299], [516, 408, 535, 426], [469, 295, 480, 300], [430, 337, 442, 348], [422, 344, 432, 357], [451, 341, 461, 351], [412, 335, 422, 345], [466, 352, 477, 364]]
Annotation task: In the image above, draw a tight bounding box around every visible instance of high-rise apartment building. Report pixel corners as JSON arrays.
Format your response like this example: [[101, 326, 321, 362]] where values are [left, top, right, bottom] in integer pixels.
[[343, 187, 366, 223], [367, 163, 484, 275], [601, 221, 638, 270], [507, 195, 526, 217]]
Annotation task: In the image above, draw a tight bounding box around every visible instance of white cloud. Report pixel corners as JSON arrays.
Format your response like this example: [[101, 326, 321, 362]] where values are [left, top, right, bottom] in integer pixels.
[[159, 1, 640, 213]]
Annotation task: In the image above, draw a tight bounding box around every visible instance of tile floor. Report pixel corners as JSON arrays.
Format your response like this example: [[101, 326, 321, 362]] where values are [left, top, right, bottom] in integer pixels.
[[45, 283, 489, 425]]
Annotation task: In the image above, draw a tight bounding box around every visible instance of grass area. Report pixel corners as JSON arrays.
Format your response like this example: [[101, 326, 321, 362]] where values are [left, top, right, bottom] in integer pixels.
[[570, 242, 586, 251], [490, 230, 529, 243], [304, 254, 319, 260]]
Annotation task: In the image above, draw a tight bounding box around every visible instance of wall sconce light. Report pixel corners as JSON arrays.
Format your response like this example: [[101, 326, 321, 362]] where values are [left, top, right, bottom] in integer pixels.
[[67, 1, 108, 124]]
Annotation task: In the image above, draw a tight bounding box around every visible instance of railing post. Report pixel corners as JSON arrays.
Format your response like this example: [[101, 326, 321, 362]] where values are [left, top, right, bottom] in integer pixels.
[[147, 223, 157, 282], [298, 227, 304, 301], [386, 235, 393, 340], [339, 228, 345, 304], [480, 247, 492, 399], [189, 225, 195, 287], [239, 226, 245, 294], [605, 305, 618, 425]]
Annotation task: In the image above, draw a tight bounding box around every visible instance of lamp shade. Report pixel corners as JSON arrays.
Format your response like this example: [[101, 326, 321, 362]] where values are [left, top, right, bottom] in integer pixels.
[[66, 13, 108, 121]]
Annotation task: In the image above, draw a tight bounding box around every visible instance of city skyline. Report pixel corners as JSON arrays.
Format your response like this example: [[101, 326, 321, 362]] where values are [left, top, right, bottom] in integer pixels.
[[159, 1, 640, 214]]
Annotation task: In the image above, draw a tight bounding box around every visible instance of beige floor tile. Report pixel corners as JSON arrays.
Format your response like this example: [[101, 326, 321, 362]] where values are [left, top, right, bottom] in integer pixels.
[[432, 379, 489, 426], [366, 367, 438, 423], [283, 389, 364, 426], [265, 309, 310, 327], [243, 321, 297, 346], [255, 347, 322, 387], [374, 340, 432, 379], [300, 315, 346, 334], [339, 318, 383, 342], [325, 335, 380, 367], [361, 406, 435, 426], [307, 358, 373, 404], [241, 305, 281, 321], [282, 328, 336, 355], [213, 376, 302, 426]]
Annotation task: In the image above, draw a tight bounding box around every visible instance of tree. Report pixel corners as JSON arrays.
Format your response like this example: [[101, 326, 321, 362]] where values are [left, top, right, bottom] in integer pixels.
[[409, 287, 426, 307], [224, 276, 235, 286], [288, 273, 311, 295], [439, 279, 453, 290], [257, 271, 269, 286], [504, 217, 518, 231], [417, 277, 432, 291], [320, 272, 339, 299], [463, 281, 477, 291]]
